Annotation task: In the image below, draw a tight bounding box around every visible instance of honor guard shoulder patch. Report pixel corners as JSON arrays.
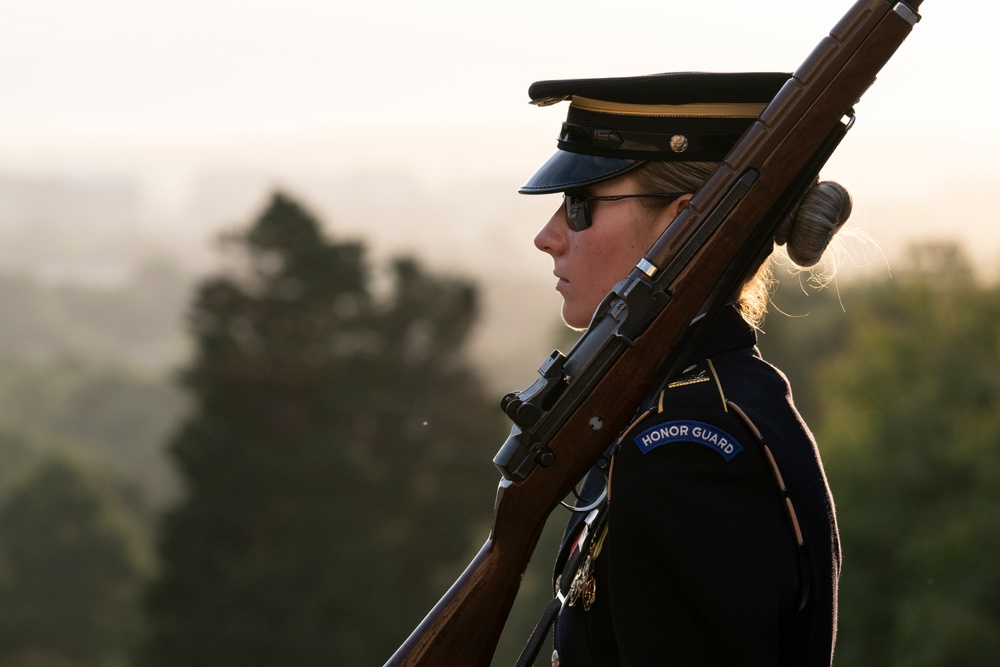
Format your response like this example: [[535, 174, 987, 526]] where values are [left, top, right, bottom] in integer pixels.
[[633, 420, 743, 461]]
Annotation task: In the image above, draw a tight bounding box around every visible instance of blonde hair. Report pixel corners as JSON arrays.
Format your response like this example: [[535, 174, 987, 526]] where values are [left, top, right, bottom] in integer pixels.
[[631, 161, 853, 327]]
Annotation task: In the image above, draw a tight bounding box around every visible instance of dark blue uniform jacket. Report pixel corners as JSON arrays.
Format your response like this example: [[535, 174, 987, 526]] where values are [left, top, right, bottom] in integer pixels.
[[552, 306, 840, 666]]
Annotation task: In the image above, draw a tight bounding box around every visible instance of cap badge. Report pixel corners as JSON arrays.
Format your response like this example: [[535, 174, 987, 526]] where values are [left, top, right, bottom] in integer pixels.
[[670, 134, 689, 153]]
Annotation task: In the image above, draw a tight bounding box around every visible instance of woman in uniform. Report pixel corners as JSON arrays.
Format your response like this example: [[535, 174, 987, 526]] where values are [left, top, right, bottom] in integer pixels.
[[521, 71, 850, 666]]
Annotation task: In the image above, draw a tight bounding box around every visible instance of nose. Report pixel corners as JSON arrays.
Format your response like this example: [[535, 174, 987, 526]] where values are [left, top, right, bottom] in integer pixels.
[[534, 203, 568, 256]]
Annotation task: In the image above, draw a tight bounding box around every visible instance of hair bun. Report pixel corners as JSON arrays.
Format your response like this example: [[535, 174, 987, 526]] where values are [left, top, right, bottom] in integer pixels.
[[774, 180, 853, 267]]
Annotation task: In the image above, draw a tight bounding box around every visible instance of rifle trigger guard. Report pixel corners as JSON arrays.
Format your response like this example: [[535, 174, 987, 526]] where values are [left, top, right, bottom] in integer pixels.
[[560, 480, 608, 512], [559, 487, 608, 512]]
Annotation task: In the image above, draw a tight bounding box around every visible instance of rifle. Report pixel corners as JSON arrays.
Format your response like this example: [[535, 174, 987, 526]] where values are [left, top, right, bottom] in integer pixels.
[[386, 0, 924, 664]]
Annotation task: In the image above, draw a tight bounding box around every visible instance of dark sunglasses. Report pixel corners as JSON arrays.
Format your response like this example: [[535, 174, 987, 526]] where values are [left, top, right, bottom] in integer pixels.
[[562, 191, 688, 231]]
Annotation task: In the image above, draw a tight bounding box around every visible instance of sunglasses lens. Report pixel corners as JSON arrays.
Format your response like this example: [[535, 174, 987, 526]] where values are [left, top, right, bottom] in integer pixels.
[[563, 193, 590, 231]]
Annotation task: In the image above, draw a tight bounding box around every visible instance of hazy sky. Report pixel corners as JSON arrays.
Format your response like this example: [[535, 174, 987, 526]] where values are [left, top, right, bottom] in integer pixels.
[[0, 0, 996, 268], [0, 1, 987, 139]]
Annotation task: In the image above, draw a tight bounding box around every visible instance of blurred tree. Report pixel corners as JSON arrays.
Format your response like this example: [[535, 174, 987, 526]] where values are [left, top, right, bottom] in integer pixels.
[[803, 242, 1000, 664], [0, 359, 186, 506], [0, 457, 149, 667], [0, 427, 43, 504], [139, 192, 503, 666], [756, 273, 853, 424]]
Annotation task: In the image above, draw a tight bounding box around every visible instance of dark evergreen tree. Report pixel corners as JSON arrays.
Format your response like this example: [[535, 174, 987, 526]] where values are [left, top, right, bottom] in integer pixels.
[[0, 457, 147, 666], [139, 193, 502, 666]]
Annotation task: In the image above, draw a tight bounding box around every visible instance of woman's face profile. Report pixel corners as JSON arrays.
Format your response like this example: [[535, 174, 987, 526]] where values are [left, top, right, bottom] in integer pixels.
[[533, 173, 687, 329]]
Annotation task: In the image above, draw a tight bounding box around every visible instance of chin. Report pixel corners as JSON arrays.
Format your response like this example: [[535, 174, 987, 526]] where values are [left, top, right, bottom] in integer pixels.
[[561, 308, 589, 331]]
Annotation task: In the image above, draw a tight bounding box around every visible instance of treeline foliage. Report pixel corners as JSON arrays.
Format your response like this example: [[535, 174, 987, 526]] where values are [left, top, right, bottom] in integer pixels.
[[0, 274, 188, 666], [814, 245, 1000, 664], [0, 458, 150, 667], [138, 193, 504, 666], [0, 359, 186, 506], [759, 242, 1000, 664]]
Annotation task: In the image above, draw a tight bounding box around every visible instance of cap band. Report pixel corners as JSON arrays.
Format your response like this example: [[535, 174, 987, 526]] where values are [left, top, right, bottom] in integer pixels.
[[570, 96, 768, 119]]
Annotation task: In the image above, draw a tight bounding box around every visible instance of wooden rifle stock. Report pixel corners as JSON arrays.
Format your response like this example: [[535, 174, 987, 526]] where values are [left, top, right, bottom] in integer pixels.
[[386, 1, 923, 664]]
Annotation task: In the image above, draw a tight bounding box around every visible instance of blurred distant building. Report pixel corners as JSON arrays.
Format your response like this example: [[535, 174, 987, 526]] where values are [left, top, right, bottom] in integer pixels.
[[0, 172, 138, 233], [0, 172, 141, 286]]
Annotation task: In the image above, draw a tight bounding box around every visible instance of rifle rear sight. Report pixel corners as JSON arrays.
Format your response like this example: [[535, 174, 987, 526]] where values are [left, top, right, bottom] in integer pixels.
[[501, 349, 569, 427], [495, 349, 572, 480]]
